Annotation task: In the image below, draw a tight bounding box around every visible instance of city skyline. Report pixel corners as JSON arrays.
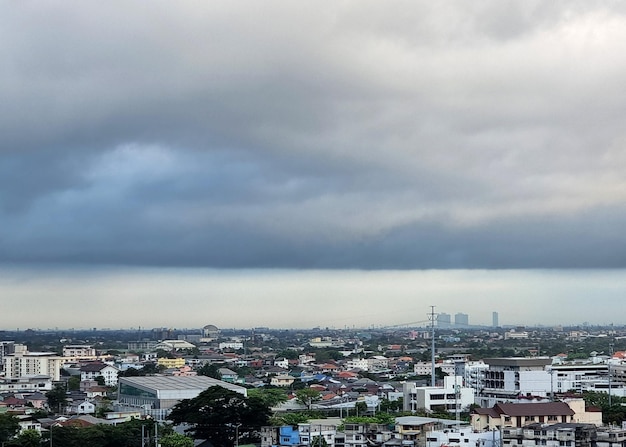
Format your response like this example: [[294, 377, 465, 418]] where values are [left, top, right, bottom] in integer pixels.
[[1, 3, 626, 329]]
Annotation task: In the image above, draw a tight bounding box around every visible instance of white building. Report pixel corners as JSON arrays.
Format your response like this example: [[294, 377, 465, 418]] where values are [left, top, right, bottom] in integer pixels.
[[346, 358, 369, 371], [426, 427, 500, 447], [478, 357, 552, 406], [0, 375, 53, 393], [218, 342, 244, 350], [80, 362, 119, 386], [4, 351, 64, 381], [62, 345, 97, 358], [403, 375, 475, 415], [367, 356, 389, 372]]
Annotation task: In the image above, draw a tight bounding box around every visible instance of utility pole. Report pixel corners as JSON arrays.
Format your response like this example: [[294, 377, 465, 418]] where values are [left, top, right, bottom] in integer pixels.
[[429, 306, 438, 387], [609, 341, 614, 407]]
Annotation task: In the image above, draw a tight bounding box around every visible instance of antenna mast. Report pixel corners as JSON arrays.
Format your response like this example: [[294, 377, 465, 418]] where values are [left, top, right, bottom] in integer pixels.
[[429, 305, 438, 387]]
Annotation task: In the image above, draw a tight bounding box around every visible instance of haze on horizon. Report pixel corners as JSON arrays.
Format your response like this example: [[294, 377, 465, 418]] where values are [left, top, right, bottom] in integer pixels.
[[1, 2, 626, 330]]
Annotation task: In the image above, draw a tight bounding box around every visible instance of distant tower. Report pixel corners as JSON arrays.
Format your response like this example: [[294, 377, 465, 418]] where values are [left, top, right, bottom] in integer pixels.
[[455, 313, 469, 327], [492, 311, 499, 328], [438, 313, 451, 328]]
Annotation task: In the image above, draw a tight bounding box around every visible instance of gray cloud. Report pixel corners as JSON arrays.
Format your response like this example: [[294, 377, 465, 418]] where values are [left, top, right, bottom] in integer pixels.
[[1, 1, 626, 269]]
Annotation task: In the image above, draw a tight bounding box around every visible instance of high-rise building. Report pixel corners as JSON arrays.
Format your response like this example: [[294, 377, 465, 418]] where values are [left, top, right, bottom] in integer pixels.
[[492, 311, 499, 328], [455, 313, 469, 327], [4, 351, 64, 381], [438, 313, 451, 328]]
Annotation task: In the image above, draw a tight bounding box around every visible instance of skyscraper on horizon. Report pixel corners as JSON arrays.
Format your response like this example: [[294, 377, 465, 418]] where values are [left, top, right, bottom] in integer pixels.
[[438, 312, 451, 328], [492, 311, 499, 327], [455, 312, 469, 327]]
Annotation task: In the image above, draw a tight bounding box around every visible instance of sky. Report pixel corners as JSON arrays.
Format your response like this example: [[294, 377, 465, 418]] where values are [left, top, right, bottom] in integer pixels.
[[1, 1, 626, 330]]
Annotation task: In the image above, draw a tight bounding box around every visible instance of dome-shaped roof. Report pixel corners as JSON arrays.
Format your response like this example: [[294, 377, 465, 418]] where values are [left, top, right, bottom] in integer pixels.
[[203, 324, 219, 331]]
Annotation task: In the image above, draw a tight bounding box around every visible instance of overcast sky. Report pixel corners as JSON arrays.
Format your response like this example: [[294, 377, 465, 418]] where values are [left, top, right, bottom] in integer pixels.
[[1, 2, 625, 330]]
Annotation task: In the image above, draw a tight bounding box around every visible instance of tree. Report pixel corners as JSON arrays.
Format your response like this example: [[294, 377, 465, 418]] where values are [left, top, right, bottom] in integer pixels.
[[8, 429, 41, 447], [0, 414, 20, 445], [196, 363, 221, 379], [247, 388, 288, 407], [46, 384, 68, 414], [160, 433, 194, 447], [67, 376, 81, 391], [295, 388, 321, 409], [169, 386, 271, 446]]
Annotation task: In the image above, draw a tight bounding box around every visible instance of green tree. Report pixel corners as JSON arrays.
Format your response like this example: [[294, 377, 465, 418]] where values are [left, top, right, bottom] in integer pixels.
[[0, 413, 20, 445], [196, 363, 221, 379], [46, 383, 68, 414], [355, 401, 368, 416], [8, 429, 41, 447], [67, 376, 81, 391], [295, 388, 321, 409], [169, 386, 271, 446], [160, 433, 194, 447], [247, 388, 288, 407]]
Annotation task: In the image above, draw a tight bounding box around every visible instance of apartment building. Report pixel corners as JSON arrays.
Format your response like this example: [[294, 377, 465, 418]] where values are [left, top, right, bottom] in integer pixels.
[[479, 357, 552, 406], [403, 375, 475, 415], [3, 351, 64, 381], [470, 401, 600, 431]]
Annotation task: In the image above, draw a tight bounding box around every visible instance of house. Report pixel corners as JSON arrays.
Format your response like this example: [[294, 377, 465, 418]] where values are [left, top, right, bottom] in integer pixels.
[[471, 401, 585, 431], [270, 374, 295, 387], [71, 400, 96, 414], [218, 368, 239, 383], [80, 362, 119, 386]]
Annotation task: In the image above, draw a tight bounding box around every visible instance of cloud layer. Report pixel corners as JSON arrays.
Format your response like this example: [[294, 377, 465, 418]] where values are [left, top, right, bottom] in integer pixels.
[[2, 1, 626, 269]]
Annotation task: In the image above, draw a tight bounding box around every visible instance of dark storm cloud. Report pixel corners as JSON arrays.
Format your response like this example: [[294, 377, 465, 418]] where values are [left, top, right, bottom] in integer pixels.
[[2, 1, 626, 269]]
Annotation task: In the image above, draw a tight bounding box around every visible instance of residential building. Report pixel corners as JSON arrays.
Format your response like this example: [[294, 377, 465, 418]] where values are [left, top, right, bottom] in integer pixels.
[[4, 351, 64, 381], [455, 313, 469, 327], [470, 401, 599, 431], [403, 375, 475, 415], [425, 426, 500, 447], [438, 313, 451, 328], [80, 362, 119, 386], [62, 345, 97, 359], [501, 423, 598, 447], [157, 357, 186, 369], [479, 357, 552, 405], [0, 375, 53, 392], [270, 374, 295, 387]]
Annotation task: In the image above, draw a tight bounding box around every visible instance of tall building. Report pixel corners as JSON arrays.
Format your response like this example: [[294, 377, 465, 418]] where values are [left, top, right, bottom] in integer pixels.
[[4, 351, 64, 381], [438, 313, 451, 328], [492, 311, 499, 327], [455, 313, 469, 327]]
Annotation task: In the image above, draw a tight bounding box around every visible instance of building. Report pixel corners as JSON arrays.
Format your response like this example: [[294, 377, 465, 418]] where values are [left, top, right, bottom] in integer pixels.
[[0, 375, 53, 393], [62, 345, 97, 359], [117, 375, 247, 420], [426, 426, 500, 447], [403, 375, 475, 415], [3, 351, 64, 381], [470, 401, 600, 431], [492, 312, 499, 328], [501, 423, 598, 447], [80, 362, 119, 386], [479, 357, 552, 405], [455, 313, 469, 327], [157, 358, 186, 369], [438, 313, 451, 328]]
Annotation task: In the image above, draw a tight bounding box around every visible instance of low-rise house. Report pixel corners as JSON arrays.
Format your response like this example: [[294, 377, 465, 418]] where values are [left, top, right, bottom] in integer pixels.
[[270, 374, 295, 387], [71, 400, 96, 414], [80, 362, 119, 386], [471, 401, 592, 431]]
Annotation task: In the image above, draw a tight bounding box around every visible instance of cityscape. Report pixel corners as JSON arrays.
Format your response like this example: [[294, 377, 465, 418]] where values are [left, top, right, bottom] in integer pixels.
[[3, 1, 626, 447]]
